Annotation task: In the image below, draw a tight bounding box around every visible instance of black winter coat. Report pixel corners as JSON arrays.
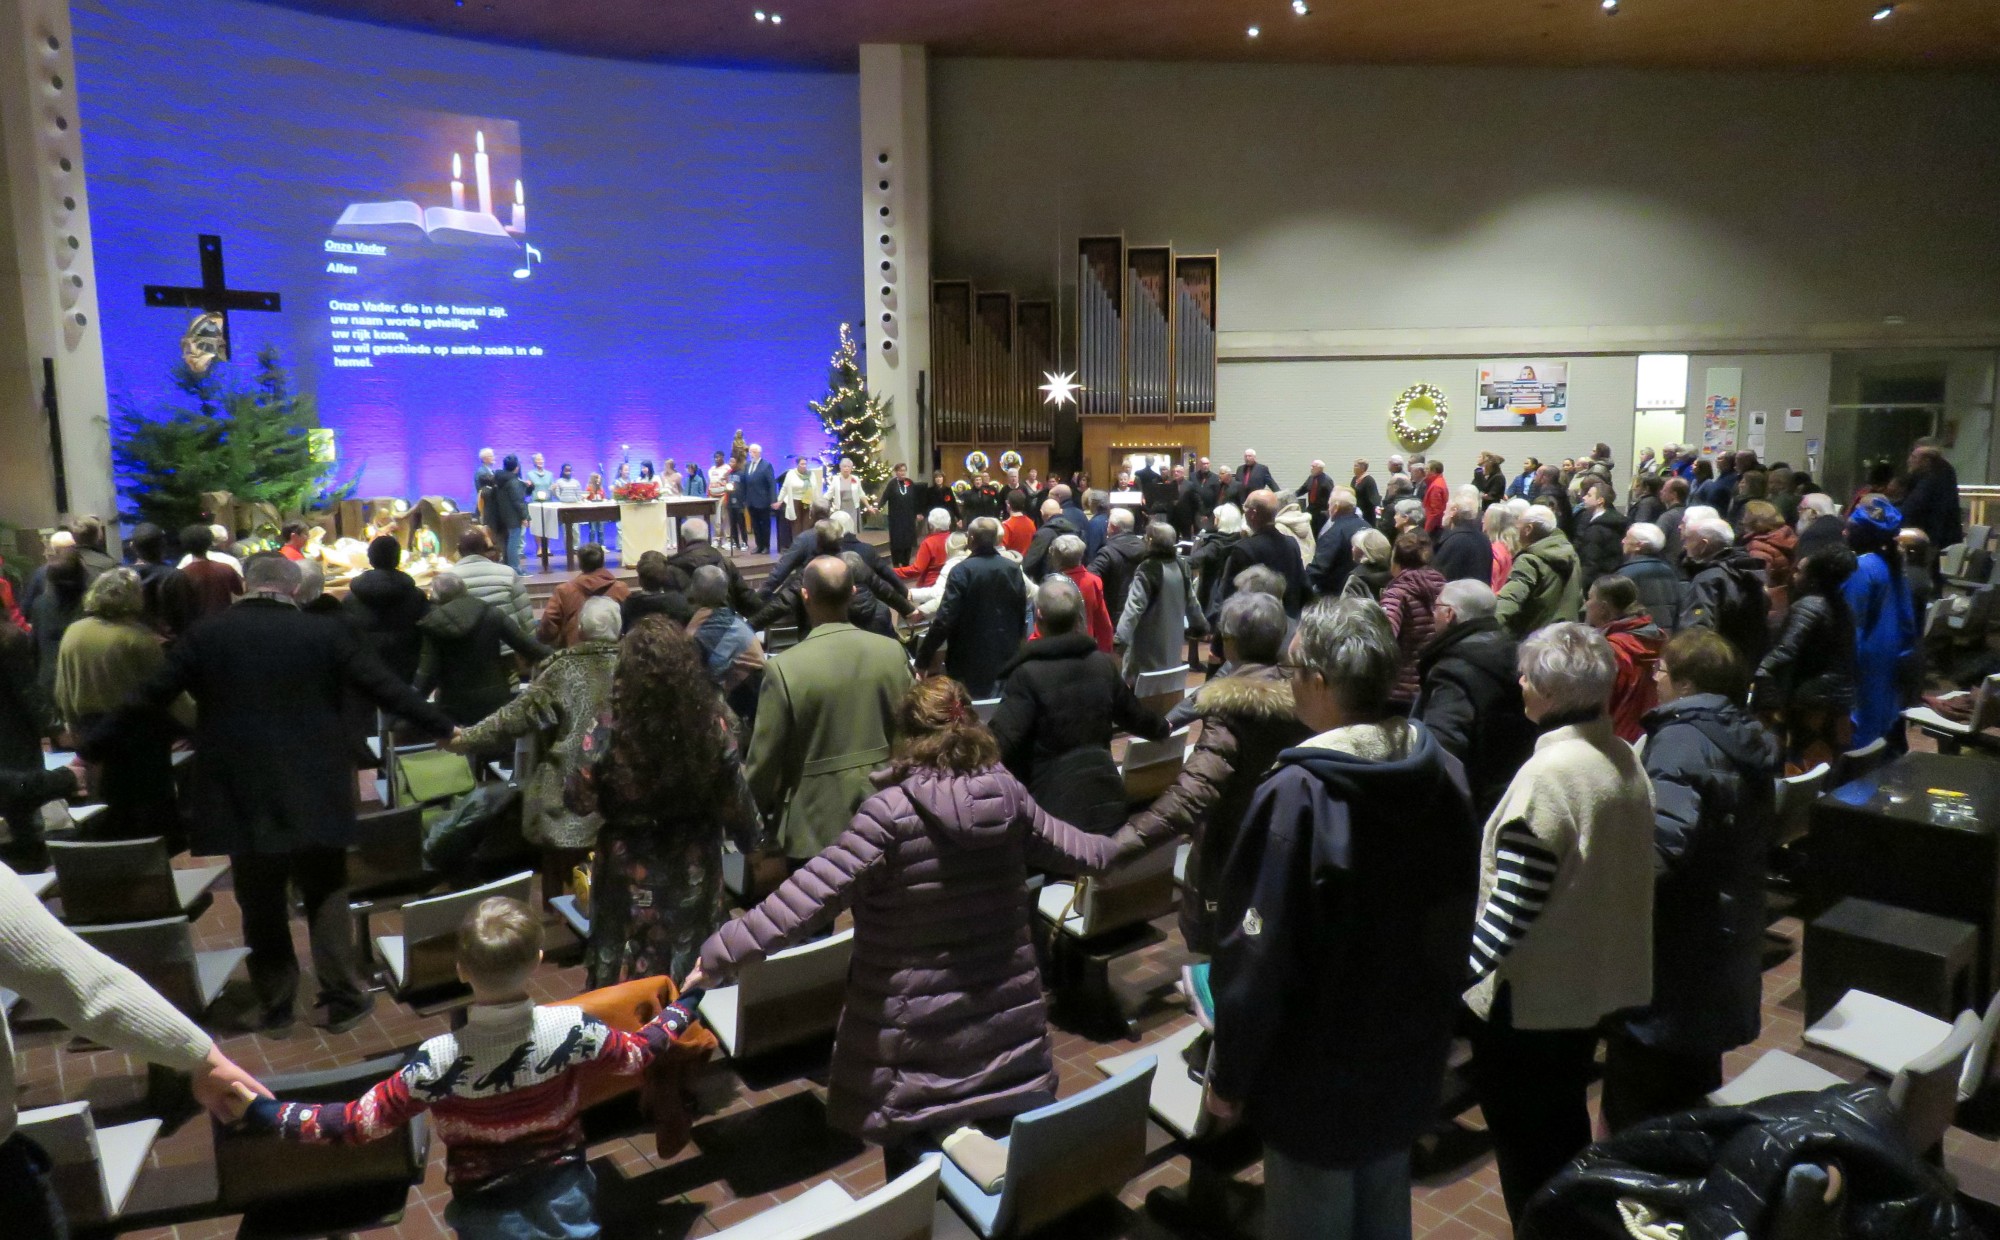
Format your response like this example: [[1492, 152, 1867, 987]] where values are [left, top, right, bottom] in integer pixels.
[[1413, 617, 1535, 819], [1212, 527, 1308, 617], [1686, 550, 1771, 662], [1755, 594, 1857, 711], [1310, 511, 1371, 598], [990, 633, 1168, 833], [917, 549, 1027, 698], [414, 595, 549, 727], [1210, 725, 1479, 1168], [1523, 1085, 1981, 1240], [1430, 523, 1493, 585], [342, 567, 430, 683], [1020, 515, 1080, 583], [1793, 512, 1846, 566], [1627, 694, 1778, 1055], [131, 598, 456, 855], [1090, 532, 1149, 619], [0, 626, 49, 774], [1573, 506, 1631, 590], [1615, 554, 1689, 633], [669, 540, 760, 616], [621, 587, 694, 634], [1191, 529, 1244, 611]]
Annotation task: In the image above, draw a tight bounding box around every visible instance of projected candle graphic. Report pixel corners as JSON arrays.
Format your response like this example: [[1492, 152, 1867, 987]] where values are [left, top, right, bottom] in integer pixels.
[[330, 115, 526, 253], [474, 130, 493, 217]]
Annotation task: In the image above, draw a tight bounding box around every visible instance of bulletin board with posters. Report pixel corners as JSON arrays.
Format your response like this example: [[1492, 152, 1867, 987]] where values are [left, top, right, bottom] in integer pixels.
[[1476, 360, 1569, 429]]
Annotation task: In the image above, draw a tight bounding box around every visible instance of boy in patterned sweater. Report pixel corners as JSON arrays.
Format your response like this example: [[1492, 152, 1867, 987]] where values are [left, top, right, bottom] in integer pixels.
[[228, 897, 701, 1240]]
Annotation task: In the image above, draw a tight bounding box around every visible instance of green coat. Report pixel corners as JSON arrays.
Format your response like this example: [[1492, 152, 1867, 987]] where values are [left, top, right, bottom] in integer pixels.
[[459, 640, 617, 849], [1495, 530, 1584, 638], [746, 622, 913, 858]]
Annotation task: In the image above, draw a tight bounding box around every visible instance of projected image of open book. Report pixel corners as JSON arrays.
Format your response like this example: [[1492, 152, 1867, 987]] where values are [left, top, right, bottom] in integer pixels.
[[333, 201, 517, 248]]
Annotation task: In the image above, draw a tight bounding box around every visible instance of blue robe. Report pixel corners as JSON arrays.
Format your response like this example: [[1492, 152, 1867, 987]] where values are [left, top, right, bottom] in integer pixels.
[[1844, 552, 1916, 746]]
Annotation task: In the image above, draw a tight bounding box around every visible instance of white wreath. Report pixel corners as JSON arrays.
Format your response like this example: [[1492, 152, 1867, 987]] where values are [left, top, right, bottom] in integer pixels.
[[1390, 384, 1449, 450]]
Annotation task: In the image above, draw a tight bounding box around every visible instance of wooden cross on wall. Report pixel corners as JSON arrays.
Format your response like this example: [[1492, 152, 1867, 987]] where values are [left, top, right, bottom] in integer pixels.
[[143, 233, 282, 360]]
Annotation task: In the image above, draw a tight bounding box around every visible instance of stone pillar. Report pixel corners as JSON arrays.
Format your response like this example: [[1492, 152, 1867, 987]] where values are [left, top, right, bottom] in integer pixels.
[[0, 0, 113, 531], [858, 44, 930, 474]]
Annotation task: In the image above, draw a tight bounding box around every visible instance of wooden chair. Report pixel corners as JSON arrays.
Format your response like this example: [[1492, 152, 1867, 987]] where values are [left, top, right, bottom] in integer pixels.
[[1805, 989, 2000, 1104], [1773, 763, 1831, 851], [1905, 673, 2000, 755], [372, 871, 533, 1009], [1836, 737, 1892, 785], [938, 1059, 1156, 1237], [697, 928, 855, 1061], [48, 837, 227, 926], [71, 916, 248, 1020], [1121, 728, 1191, 804], [1133, 664, 1189, 717], [1036, 843, 1179, 1033], [213, 1053, 432, 1240], [708, 1156, 940, 1240], [16, 1100, 162, 1227]]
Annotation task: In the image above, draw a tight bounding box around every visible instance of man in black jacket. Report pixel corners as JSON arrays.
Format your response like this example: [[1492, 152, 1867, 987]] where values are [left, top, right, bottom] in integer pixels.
[[1682, 518, 1771, 662], [1793, 492, 1846, 565], [127, 555, 458, 1033], [1573, 478, 1631, 591], [342, 535, 430, 683], [1089, 509, 1149, 619], [489, 454, 531, 571], [1414, 581, 1536, 819], [1614, 524, 1688, 633], [1310, 486, 1370, 599], [415, 572, 550, 725], [1901, 443, 1963, 558], [1021, 499, 1080, 584], [1210, 598, 1478, 1238], [878, 462, 922, 567], [671, 517, 760, 616], [1211, 491, 1308, 619], [1239, 448, 1278, 495], [990, 578, 1168, 832], [1430, 486, 1494, 585], [916, 518, 1027, 697]]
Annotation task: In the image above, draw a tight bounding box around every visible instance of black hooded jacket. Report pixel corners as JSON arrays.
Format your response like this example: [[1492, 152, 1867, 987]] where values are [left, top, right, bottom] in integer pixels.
[[989, 632, 1168, 833], [1413, 616, 1536, 819], [343, 567, 430, 683]]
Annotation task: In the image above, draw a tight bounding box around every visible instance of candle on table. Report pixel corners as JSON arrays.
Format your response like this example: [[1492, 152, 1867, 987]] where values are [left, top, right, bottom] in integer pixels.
[[450, 152, 465, 211], [474, 130, 493, 219], [510, 179, 525, 233]]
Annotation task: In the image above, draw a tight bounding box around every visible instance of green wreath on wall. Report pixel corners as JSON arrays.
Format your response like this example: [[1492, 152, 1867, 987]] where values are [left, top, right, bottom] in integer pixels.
[[1390, 383, 1449, 450]]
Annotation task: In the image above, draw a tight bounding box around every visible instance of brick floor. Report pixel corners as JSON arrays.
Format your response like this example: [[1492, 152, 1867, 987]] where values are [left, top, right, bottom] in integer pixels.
[[17, 731, 1978, 1240]]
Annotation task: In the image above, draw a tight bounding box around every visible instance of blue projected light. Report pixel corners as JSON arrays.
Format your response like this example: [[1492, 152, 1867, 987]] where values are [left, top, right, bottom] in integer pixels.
[[72, 0, 861, 502]]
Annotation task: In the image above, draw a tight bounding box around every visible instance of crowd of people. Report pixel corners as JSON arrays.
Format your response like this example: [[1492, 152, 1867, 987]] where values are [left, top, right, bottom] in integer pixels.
[[0, 431, 1964, 1240]]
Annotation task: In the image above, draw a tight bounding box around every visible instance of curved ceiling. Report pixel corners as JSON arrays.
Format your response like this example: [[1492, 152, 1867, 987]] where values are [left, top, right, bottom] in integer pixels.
[[251, 0, 2000, 71]]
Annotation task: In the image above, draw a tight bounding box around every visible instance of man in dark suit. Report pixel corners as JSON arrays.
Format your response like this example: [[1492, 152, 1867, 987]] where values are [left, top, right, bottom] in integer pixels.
[[738, 443, 779, 555], [1294, 460, 1337, 530], [878, 462, 922, 567], [917, 517, 1028, 697], [1240, 449, 1278, 495], [474, 447, 498, 537], [489, 454, 531, 570], [125, 555, 457, 1033], [1310, 487, 1371, 598], [1210, 490, 1308, 620], [1022, 499, 1081, 583]]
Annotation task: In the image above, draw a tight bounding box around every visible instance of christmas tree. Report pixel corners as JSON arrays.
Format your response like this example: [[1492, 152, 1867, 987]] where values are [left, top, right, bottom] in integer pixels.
[[808, 323, 893, 489], [113, 344, 356, 534]]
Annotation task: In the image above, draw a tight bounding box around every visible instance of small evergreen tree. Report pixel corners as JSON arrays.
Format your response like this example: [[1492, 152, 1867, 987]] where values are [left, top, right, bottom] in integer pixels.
[[808, 323, 893, 489], [113, 344, 357, 533]]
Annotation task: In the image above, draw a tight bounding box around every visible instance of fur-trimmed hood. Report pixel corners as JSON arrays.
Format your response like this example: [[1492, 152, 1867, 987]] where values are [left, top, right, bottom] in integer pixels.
[[1195, 662, 1296, 722]]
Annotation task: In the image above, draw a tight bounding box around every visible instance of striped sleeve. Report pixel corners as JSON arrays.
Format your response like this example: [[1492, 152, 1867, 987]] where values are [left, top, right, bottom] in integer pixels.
[[262, 1067, 429, 1144], [1468, 820, 1560, 981]]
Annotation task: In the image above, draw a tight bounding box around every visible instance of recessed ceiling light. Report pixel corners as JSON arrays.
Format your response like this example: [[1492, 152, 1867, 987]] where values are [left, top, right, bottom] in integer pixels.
[[1601, 0, 1619, 12], [1291, 0, 1311, 14], [771, 12, 782, 22], [1247, 24, 1261, 37], [1871, 3, 1894, 18], [754, 9, 766, 19]]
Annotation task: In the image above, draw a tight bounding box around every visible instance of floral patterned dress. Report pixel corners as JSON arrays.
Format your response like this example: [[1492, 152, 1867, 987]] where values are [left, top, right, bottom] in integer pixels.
[[566, 710, 761, 987]]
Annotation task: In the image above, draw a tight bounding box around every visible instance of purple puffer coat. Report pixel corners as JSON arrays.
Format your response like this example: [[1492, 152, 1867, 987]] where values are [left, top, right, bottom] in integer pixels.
[[699, 764, 1126, 1142]]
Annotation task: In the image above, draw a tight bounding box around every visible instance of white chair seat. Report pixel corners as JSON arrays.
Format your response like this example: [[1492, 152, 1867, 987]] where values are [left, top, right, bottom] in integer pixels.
[[374, 935, 408, 988], [707, 1180, 855, 1240], [196, 948, 252, 1008], [1097, 1024, 1206, 1139], [44, 751, 76, 772], [1904, 706, 1972, 736], [1708, 1050, 1845, 1107], [170, 750, 193, 768], [722, 848, 747, 901], [96, 1117, 163, 1216], [172, 864, 229, 909], [1036, 881, 1086, 936], [2, 988, 19, 1016], [68, 804, 107, 830], [1172, 843, 1189, 887], [699, 985, 742, 1058], [14, 871, 55, 900], [1804, 990, 1955, 1078], [550, 894, 590, 940]]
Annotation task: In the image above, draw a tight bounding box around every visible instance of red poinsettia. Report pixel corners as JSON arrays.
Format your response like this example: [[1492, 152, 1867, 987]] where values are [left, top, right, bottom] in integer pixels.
[[611, 480, 661, 503]]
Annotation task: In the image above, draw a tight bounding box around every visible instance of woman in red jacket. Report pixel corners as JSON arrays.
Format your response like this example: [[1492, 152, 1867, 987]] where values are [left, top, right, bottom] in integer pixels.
[[1587, 576, 1667, 742]]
